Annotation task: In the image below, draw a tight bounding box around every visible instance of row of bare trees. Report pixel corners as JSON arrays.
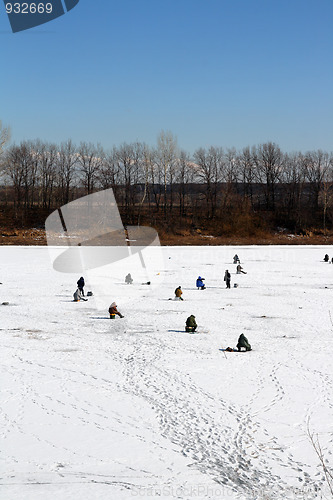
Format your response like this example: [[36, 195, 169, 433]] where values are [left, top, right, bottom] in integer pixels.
[[1, 127, 333, 233]]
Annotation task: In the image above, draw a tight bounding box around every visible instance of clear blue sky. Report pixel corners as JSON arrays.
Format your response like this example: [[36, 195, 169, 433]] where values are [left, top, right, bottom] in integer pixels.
[[1, 0, 332, 153]]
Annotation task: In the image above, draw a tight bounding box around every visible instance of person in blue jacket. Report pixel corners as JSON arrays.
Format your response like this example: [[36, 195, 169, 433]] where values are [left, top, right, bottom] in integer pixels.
[[196, 276, 206, 290]]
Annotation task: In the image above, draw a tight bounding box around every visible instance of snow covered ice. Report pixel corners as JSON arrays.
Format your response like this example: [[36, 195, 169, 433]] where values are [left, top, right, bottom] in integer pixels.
[[1, 245, 332, 500]]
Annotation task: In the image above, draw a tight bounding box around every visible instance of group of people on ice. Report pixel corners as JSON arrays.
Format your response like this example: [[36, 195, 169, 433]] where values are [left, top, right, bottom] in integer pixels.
[[72, 253, 252, 351]]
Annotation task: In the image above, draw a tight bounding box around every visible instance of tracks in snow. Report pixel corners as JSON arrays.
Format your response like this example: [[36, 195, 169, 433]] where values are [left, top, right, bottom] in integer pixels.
[[119, 333, 324, 498]]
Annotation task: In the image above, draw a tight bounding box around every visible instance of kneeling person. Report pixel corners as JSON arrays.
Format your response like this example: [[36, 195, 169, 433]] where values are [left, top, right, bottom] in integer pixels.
[[109, 302, 124, 319], [175, 286, 183, 300], [185, 314, 197, 332], [237, 333, 251, 351]]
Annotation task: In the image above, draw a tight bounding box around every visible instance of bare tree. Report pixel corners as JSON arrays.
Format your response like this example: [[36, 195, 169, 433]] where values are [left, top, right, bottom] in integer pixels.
[[6, 142, 35, 209], [149, 152, 163, 213], [56, 140, 78, 205], [253, 142, 282, 210], [98, 148, 120, 192], [318, 154, 333, 234], [236, 146, 256, 205], [115, 143, 137, 221], [305, 150, 330, 211], [0, 120, 10, 164], [175, 150, 195, 219], [193, 146, 223, 218], [77, 142, 104, 195], [137, 143, 154, 225], [5, 144, 25, 208], [156, 131, 178, 218], [280, 152, 307, 230], [38, 141, 58, 209]]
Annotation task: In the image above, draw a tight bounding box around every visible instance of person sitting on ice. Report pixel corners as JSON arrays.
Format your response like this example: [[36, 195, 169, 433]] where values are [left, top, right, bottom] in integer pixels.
[[236, 264, 247, 274], [324, 254, 329, 262], [185, 315, 197, 332], [233, 254, 240, 264], [73, 288, 87, 302], [175, 286, 183, 300], [77, 276, 85, 296], [109, 302, 124, 319], [125, 273, 133, 284], [196, 276, 206, 290], [236, 333, 252, 351]]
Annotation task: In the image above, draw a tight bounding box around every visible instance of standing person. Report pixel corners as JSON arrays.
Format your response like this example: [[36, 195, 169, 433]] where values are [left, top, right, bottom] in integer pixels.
[[175, 286, 183, 300], [77, 276, 85, 296], [185, 315, 197, 332], [224, 270, 231, 289], [108, 302, 124, 319], [236, 333, 252, 351], [196, 276, 206, 290]]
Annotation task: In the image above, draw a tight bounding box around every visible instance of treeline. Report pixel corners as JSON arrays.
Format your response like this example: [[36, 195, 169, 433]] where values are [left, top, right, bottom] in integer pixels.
[[1, 131, 333, 236]]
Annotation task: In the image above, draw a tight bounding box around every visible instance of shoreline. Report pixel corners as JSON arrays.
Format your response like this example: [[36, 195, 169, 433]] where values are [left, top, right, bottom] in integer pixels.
[[2, 227, 333, 246]]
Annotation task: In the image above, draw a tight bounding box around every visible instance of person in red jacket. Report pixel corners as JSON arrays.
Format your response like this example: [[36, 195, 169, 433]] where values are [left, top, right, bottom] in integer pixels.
[[108, 302, 124, 319]]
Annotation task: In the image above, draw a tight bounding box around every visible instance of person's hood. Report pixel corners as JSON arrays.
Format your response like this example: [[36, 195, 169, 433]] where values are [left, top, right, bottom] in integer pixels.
[[111, 302, 116, 307]]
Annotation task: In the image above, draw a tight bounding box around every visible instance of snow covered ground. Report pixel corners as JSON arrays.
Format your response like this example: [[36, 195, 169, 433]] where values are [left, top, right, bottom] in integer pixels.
[[1, 245, 333, 500]]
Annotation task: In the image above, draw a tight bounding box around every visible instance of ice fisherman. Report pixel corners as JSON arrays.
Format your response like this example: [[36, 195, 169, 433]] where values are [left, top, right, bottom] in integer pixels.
[[236, 264, 247, 274], [224, 270, 231, 289], [324, 254, 329, 262], [175, 286, 183, 300], [196, 276, 206, 289], [109, 302, 124, 319], [77, 276, 85, 296], [185, 315, 197, 332], [73, 288, 87, 302], [236, 333, 252, 352], [125, 273, 133, 284], [233, 254, 240, 264]]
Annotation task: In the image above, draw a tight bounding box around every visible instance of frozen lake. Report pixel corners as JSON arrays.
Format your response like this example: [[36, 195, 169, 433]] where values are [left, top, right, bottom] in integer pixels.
[[1, 245, 332, 500]]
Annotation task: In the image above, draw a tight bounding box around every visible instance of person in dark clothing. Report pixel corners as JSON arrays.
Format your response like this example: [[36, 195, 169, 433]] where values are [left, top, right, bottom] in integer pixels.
[[237, 333, 251, 351], [233, 254, 240, 264], [108, 302, 124, 319], [125, 273, 133, 284], [224, 270, 231, 289], [196, 276, 206, 290], [236, 264, 247, 274], [77, 276, 85, 296], [185, 315, 197, 332], [324, 254, 329, 262], [175, 286, 183, 300]]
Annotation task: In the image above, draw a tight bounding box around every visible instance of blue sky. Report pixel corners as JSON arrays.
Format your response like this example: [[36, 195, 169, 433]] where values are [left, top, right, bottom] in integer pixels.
[[1, 0, 332, 153]]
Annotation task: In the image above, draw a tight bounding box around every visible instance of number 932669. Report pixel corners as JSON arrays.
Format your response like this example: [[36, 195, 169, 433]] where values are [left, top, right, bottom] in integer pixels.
[[6, 2, 53, 14]]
